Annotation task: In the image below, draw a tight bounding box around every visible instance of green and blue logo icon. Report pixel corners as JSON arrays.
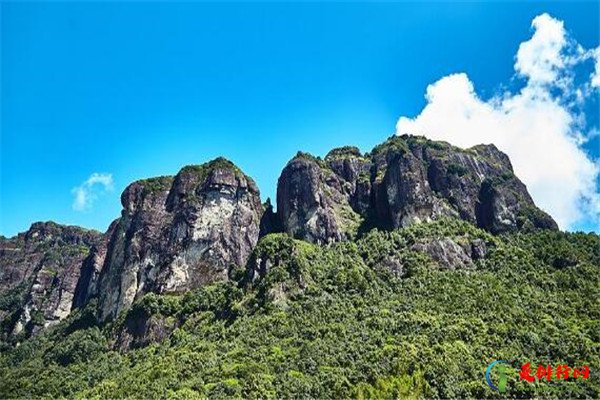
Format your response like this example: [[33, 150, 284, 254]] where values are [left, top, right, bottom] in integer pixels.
[[486, 360, 508, 393]]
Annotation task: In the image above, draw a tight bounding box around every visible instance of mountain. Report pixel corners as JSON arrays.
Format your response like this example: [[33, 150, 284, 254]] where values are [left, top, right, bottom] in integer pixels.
[[0, 135, 556, 339], [1, 135, 596, 398]]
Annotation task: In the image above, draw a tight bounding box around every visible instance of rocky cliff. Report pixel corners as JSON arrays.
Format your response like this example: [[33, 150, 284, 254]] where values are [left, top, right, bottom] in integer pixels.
[[0, 222, 101, 340], [0, 136, 558, 336], [276, 135, 557, 243], [92, 158, 264, 321]]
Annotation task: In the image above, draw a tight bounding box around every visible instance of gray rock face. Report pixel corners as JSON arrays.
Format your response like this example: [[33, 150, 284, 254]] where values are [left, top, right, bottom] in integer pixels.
[[259, 198, 281, 238], [95, 158, 264, 321], [275, 135, 557, 243], [115, 309, 178, 351], [376, 256, 406, 278], [276, 150, 369, 244], [470, 239, 488, 260], [276, 155, 342, 244], [73, 221, 118, 309], [372, 143, 457, 229], [412, 238, 474, 270], [0, 222, 101, 340]]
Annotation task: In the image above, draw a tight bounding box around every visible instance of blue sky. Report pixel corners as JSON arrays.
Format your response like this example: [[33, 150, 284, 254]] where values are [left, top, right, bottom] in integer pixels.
[[1, 2, 599, 237]]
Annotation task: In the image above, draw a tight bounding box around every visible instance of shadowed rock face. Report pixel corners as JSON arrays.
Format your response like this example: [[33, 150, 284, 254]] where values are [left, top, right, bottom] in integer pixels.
[[0, 222, 102, 340], [95, 158, 264, 321], [277, 156, 343, 244], [276, 149, 372, 244], [72, 221, 118, 310], [276, 135, 557, 243]]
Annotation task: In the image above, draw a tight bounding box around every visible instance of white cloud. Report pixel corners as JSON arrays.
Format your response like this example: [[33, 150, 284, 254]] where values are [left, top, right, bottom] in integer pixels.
[[72, 173, 114, 211], [515, 13, 567, 85], [396, 13, 600, 230], [592, 48, 600, 88]]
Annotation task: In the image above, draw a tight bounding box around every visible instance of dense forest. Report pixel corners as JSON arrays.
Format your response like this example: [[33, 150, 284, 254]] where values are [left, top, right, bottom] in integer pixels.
[[0, 219, 598, 398]]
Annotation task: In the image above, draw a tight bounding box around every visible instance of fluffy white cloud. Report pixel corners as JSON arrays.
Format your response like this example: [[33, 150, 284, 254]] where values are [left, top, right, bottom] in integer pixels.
[[515, 13, 567, 85], [72, 173, 114, 211], [397, 13, 600, 230]]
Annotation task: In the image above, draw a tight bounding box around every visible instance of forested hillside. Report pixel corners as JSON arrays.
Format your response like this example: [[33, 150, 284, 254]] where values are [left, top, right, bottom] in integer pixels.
[[1, 219, 598, 398]]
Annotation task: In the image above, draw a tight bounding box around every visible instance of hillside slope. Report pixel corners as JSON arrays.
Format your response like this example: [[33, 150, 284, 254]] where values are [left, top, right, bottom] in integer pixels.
[[0, 220, 598, 398]]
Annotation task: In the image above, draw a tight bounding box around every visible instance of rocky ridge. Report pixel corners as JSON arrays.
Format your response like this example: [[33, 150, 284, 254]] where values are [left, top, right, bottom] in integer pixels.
[[276, 135, 556, 244], [0, 222, 101, 340], [0, 135, 558, 340]]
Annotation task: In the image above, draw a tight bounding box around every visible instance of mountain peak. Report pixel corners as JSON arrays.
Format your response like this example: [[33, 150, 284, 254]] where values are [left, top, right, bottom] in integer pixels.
[[97, 158, 263, 321]]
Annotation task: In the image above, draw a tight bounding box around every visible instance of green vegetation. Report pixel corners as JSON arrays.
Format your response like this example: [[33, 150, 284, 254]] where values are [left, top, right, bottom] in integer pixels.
[[182, 157, 241, 175], [29, 310, 45, 326], [405, 135, 451, 152], [517, 205, 557, 232], [358, 170, 371, 184], [371, 135, 458, 158], [0, 283, 28, 314], [138, 175, 174, 192], [335, 204, 365, 239], [64, 244, 91, 257], [292, 151, 330, 170], [325, 146, 363, 161], [446, 163, 469, 177], [0, 219, 598, 398], [371, 135, 411, 157], [180, 157, 248, 183]]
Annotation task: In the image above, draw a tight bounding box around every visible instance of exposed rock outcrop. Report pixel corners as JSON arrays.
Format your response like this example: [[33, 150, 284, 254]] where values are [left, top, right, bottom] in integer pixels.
[[258, 198, 281, 238], [0, 222, 101, 340], [275, 135, 557, 243], [114, 306, 178, 351], [411, 238, 474, 270], [72, 221, 118, 309], [95, 158, 264, 321], [276, 150, 369, 244]]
